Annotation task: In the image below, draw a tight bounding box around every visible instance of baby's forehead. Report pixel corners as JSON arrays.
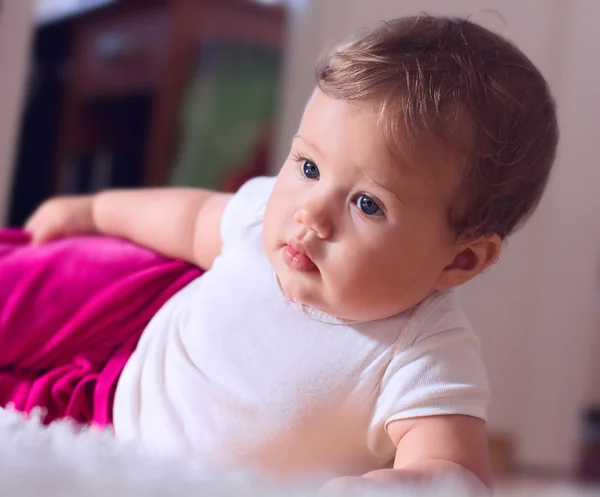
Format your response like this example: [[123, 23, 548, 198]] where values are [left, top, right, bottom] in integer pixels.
[[300, 92, 389, 157], [300, 91, 462, 190]]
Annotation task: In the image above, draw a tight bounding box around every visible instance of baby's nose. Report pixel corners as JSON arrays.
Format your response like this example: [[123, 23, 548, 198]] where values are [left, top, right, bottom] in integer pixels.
[[294, 200, 333, 239]]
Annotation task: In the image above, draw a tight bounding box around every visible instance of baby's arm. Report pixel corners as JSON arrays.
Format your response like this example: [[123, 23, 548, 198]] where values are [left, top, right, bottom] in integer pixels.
[[26, 188, 231, 269], [93, 188, 231, 269], [324, 415, 492, 493]]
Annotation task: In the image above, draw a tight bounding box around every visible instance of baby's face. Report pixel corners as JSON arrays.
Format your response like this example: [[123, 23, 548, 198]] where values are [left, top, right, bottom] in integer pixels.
[[263, 91, 460, 321]]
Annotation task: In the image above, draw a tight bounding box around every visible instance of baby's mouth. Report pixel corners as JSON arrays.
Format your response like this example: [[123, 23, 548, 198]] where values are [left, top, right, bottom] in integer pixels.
[[282, 240, 318, 273]]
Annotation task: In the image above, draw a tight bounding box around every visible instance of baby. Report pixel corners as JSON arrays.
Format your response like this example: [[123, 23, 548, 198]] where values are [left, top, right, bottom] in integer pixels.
[[25, 15, 558, 493]]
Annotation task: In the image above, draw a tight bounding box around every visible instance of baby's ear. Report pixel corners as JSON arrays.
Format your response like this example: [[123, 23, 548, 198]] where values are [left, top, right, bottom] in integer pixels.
[[433, 234, 502, 291]]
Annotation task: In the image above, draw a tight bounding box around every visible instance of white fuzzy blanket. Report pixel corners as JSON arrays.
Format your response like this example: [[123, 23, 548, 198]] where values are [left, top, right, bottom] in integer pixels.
[[0, 407, 584, 497]]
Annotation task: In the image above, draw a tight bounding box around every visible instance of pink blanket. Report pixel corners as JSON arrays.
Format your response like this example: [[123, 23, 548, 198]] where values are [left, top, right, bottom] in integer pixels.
[[0, 229, 201, 426]]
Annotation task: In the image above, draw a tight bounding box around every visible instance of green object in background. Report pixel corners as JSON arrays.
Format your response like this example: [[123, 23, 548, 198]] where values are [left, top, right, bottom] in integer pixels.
[[169, 41, 282, 190]]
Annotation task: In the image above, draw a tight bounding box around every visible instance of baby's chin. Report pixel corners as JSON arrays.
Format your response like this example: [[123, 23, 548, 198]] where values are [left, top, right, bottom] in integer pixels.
[[307, 288, 415, 322], [276, 273, 381, 321], [274, 268, 329, 309], [273, 264, 417, 322]]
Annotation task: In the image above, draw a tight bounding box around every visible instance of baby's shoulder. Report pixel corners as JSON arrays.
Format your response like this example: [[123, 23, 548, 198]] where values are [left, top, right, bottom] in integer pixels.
[[221, 176, 277, 242], [399, 290, 477, 349]]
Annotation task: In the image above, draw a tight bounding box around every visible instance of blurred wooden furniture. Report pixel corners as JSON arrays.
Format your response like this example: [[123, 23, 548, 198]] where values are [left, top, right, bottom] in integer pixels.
[[54, 0, 286, 192]]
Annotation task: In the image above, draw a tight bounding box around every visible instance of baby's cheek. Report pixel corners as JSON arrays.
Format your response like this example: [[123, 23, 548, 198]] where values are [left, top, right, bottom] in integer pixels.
[[327, 253, 366, 298]]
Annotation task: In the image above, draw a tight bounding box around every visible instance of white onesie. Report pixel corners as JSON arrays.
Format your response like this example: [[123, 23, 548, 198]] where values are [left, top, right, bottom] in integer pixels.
[[113, 176, 489, 478]]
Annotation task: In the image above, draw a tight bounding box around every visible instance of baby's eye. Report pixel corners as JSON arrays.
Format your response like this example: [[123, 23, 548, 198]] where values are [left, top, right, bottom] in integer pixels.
[[301, 160, 320, 180], [356, 194, 381, 216]]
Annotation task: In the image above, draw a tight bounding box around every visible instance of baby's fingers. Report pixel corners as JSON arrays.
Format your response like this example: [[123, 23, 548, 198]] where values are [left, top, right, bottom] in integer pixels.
[[24, 215, 62, 245]]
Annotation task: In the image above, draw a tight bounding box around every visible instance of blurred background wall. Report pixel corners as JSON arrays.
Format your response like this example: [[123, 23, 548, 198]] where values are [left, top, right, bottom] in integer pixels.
[[0, 0, 34, 224], [1, 0, 599, 481]]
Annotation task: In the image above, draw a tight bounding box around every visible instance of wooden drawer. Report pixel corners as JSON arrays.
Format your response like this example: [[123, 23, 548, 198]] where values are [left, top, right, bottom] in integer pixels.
[[71, 7, 170, 99]]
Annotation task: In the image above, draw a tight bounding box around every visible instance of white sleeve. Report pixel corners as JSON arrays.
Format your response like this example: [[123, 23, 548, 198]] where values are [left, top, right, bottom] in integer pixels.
[[372, 291, 490, 435], [220, 176, 277, 244]]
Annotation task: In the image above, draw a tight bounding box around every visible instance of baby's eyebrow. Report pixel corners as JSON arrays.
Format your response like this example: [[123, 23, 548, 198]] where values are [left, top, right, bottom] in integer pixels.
[[362, 171, 405, 204], [293, 134, 325, 158]]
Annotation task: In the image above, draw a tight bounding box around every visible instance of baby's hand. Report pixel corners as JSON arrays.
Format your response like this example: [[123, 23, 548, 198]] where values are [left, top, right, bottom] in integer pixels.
[[320, 475, 390, 496], [320, 471, 423, 496], [321, 468, 487, 496], [25, 195, 96, 244]]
